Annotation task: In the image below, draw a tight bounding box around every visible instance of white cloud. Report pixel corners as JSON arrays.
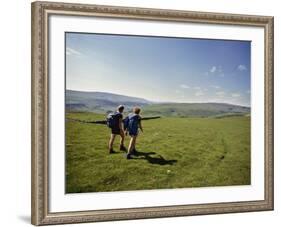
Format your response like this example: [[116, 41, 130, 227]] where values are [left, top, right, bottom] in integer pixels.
[[208, 66, 224, 77], [180, 84, 190, 89], [237, 64, 247, 71], [231, 93, 241, 98], [211, 85, 220, 89], [210, 66, 216, 73], [215, 91, 225, 97], [66, 47, 83, 56], [195, 91, 204, 96]]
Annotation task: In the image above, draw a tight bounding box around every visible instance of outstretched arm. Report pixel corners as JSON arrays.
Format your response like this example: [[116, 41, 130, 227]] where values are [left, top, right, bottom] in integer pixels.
[[139, 120, 143, 132]]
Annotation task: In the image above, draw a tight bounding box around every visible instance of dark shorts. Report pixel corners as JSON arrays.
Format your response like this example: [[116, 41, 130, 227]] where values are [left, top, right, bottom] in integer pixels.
[[111, 127, 121, 135], [129, 130, 138, 137]]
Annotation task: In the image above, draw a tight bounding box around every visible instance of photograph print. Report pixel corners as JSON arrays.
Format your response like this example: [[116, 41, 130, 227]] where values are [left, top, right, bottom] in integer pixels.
[[65, 32, 251, 193]]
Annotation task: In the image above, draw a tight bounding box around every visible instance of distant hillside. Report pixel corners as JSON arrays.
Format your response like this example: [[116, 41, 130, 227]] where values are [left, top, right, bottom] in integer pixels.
[[66, 90, 151, 113], [66, 90, 250, 117], [143, 103, 250, 117]]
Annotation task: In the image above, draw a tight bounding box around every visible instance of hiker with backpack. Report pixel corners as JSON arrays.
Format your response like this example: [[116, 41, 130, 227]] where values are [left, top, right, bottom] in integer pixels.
[[107, 105, 127, 154], [124, 107, 143, 159]]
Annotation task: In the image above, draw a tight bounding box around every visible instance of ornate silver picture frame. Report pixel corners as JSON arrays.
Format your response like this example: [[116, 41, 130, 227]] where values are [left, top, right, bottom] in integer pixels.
[[31, 1, 273, 225]]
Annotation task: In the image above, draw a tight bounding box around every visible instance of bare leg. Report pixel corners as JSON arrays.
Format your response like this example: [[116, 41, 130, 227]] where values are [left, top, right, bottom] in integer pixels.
[[109, 134, 116, 151], [132, 136, 137, 151], [119, 131, 125, 147], [128, 136, 137, 154]]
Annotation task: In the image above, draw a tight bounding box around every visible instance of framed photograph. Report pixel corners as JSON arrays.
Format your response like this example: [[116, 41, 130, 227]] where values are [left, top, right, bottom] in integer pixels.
[[31, 1, 274, 225]]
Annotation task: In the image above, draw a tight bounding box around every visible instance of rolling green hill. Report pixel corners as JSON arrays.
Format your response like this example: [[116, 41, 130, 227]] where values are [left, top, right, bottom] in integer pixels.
[[143, 102, 250, 117], [66, 90, 250, 117], [66, 90, 151, 113]]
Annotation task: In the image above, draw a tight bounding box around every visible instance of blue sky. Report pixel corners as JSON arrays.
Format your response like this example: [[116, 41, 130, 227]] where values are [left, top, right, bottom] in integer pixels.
[[66, 32, 251, 106]]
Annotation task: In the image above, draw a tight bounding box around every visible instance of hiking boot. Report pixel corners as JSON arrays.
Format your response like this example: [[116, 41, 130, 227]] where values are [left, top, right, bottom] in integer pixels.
[[126, 153, 132, 159], [119, 145, 127, 152], [131, 148, 138, 155], [109, 149, 115, 154]]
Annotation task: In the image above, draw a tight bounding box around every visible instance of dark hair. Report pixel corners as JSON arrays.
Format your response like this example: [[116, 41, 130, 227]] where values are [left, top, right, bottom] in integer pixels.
[[117, 105, 124, 112]]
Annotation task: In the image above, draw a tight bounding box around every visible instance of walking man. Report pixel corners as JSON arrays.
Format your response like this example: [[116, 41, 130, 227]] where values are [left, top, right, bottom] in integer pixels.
[[107, 105, 127, 154]]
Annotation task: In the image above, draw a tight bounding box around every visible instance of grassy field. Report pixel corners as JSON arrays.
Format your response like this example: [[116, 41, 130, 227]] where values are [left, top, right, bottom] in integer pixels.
[[66, 112, 250, 193]]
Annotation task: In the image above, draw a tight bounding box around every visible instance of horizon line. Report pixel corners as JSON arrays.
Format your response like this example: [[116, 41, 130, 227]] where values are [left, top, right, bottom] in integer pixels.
[[66, 89, 250, 108]]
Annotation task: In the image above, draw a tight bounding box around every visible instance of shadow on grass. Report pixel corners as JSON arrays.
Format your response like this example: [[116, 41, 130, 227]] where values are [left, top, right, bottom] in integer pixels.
[[109, 150, 126, 155], [132, 150, 177, 165]]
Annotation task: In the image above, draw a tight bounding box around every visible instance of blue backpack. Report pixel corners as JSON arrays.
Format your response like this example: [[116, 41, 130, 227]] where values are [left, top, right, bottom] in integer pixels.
[[127, 113, 139, 133], [106, 112, 121, 129]]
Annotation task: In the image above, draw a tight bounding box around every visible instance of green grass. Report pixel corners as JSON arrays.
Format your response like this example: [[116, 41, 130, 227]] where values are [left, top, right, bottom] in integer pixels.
[[142, 102, 250, 117], [66, 112, 250, 193]]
